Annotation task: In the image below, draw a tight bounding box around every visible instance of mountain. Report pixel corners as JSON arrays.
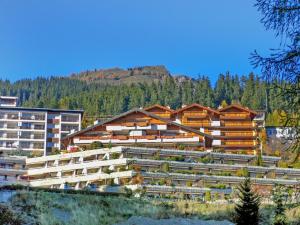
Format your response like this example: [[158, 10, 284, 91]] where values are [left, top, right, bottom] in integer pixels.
[[70, 65, 191, 84], [0, 66, 285, 126]]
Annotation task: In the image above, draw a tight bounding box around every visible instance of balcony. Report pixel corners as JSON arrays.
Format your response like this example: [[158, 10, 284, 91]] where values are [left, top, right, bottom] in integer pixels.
[[211, 121, 221, 127], [155, 113, 171, 119], [48, 119, 60, 124], [223, 123, 254, 128], [6, 114, 19, 120], [182, 122, 211, 127], [32, 144, 44, 149], [76, 134, 200, 144], [6, 125, 19, 129], [47, 138, 59, 143], [221, 141, 257, 148], [21, 115, 45, 121], [47, 128, 60, 134], [220, 114, 249, 120], [61, 116, 79, 123], [183, 112, 207, 117]]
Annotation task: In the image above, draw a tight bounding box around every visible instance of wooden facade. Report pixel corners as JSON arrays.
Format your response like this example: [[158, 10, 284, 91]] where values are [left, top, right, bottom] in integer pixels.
[[63, 104, 259, 153], [63, 109, 211, 150]]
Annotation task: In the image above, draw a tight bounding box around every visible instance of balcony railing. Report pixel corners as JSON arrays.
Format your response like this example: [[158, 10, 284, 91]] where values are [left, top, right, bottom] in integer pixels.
[[78, 134, 198, 141], [223, 123, 254, 127], [182, 122, 211, 126], [223, 132, 254, 136], [222, 141, 256, 147], [183, 112, 207, 116], [61, 116, 79, 123], [7, 114, 19, 120], [154, 113, 171, 118]]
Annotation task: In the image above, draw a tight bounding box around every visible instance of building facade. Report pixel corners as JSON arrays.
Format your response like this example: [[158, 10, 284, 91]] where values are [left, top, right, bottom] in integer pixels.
[[0, 96, 83, 155], [63, 104, 259, 153], [3, 146, 300, 199], [62, 108, 211, 150]]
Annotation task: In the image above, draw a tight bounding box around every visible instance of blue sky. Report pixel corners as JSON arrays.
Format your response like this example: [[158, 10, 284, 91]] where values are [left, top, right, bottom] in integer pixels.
[[0, 0, 279, 83]]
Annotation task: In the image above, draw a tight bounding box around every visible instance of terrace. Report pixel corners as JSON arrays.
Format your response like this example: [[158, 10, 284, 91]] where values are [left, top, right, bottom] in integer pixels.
[[141, 172, 299, 187]]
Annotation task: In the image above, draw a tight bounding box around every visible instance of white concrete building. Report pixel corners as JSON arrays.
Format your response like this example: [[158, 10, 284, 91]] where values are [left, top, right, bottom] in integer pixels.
[[0, 96, 83, 155]]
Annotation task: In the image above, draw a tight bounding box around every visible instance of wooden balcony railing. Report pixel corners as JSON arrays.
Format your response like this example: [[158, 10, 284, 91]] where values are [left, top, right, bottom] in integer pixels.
[[223, 141, 256, 146], [224, 123, 254, 127], [182, 122, 211, 127], [155, 113, 171, 118], [123, 122, 135, 127], [183, 112, 207, 116], [78, 134, 198, 141], [136, 122, 149, 127], [223, 132, 254, 136]]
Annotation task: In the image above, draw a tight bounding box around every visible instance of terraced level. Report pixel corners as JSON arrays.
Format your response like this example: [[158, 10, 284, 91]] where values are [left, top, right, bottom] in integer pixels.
[[0, 146, 298, 199]]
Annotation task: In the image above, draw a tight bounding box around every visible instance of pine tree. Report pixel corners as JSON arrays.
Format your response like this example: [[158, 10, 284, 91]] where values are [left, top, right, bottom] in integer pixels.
[[272, 185, 287, 225], [234, 177, 260, 225]]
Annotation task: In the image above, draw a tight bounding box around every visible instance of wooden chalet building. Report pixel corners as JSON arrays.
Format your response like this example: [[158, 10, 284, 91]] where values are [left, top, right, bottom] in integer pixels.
[[62, 104, 259, 153], [218, 104, 258, 152], [62, 108, 212, 150]]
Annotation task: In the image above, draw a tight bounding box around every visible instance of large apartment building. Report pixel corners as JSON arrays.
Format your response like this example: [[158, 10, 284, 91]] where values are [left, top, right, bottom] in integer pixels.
[[3, 146, 300, 199], [63, 103, 259, 153], [0, 96, 83, 155], [62, 108, 211, 150]]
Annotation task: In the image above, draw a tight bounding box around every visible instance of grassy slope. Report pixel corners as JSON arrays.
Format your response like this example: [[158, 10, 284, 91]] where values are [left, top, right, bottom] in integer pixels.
[[4, 190, 300, 225]]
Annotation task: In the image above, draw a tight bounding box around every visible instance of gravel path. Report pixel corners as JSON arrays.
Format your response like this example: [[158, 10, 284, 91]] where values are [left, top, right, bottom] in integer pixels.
[[115, 216, 233, 225]]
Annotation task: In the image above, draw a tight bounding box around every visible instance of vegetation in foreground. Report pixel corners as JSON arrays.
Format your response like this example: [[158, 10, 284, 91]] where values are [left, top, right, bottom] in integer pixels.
[[1, 187, 300, 225]]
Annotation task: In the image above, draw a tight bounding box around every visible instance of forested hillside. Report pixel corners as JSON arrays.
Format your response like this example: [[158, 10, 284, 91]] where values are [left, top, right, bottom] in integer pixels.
[[0, 66, 286, 125]]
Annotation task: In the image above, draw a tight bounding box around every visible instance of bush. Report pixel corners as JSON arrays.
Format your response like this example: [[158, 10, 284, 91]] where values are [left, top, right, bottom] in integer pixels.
[[0, 204, 23, 225], [90, 141, 103, 149], [160, 162, 170, 173], [200, 156, 213, 164], [236, 168, 249, 177], [111, 152, 120, 159], [178, 144, 185, 150], [205, 191, 212, 202], [158, 179, 166, 186], [186, 181, 193, 187], [207, 184, 227, 189], [278, 161, 289, 168]]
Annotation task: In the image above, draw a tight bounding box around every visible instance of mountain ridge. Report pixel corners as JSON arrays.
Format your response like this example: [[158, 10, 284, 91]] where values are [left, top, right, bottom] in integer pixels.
[[69, 65, 192, 84]]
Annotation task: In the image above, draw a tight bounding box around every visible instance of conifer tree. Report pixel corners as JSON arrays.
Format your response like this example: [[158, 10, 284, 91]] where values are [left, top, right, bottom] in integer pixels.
[[234, 177, 260, 225], [272, 185, 287, 225]]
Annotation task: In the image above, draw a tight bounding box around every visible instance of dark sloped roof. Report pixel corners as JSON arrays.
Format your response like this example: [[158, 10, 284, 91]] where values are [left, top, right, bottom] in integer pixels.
[[63, 108, 213, 140], [143, 104, 174, 113], [174, 103, 220, 115], [218, 104, 258, 115]]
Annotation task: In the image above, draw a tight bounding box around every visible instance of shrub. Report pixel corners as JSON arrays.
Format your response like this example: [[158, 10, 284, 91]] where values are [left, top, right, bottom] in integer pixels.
[[186, 181, 193, 187], [158, 179, 166, 186], [160, 162, 170, 173], [107, 141, 113, 149], [178, 144, 185, 150], [0, 204, 23, 225], [208, 184, 227, 189], [200, 156, 213, 164], [90, 141, 103, 149], [205, 191, 211, 202], [278, 161, 289, 168], [236, 168, 249, 177], [111, 152, 120, 159]]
